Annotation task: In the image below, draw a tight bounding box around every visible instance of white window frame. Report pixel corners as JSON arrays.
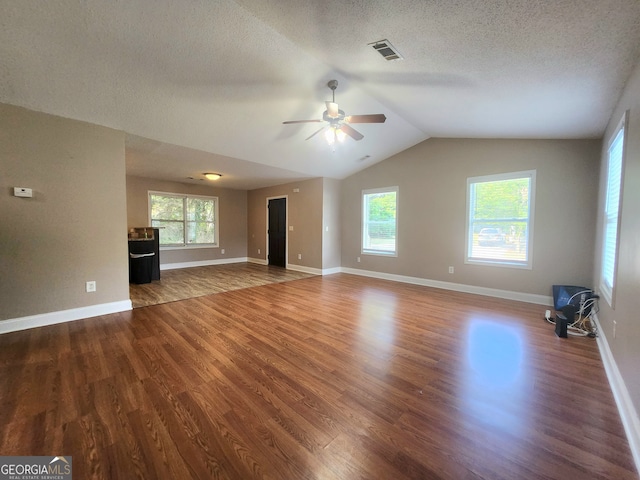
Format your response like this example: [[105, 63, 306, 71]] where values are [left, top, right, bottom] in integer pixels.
[[465, 170, 536, 269], [362, 186, 398, 257], [600, 113, 627, 307], [148, 191, 219, 248]]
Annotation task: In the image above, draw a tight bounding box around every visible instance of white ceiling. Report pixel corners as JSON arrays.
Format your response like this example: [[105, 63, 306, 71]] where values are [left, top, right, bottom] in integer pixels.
[[2, 0, 640, 190]]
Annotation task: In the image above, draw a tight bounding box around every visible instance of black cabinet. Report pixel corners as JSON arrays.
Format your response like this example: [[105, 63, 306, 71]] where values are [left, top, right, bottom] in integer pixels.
[[128, 228, 160, 283]]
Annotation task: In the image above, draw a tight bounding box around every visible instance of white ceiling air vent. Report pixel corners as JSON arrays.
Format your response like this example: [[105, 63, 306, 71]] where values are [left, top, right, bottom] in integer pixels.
[[368, 39, 403, 61]]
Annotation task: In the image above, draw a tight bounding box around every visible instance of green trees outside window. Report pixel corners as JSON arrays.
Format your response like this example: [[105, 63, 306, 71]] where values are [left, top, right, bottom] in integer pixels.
[[149, 192, 218, 246], [363, 187, 398, 255], [467, 171, 535, 268]]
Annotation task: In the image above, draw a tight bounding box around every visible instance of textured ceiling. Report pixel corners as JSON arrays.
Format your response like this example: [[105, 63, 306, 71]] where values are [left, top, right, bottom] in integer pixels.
[[1, 0, 640, 189]]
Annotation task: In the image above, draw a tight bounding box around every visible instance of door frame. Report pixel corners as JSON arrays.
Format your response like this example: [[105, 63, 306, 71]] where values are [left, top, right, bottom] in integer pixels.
[[265, 195, 288, 268]]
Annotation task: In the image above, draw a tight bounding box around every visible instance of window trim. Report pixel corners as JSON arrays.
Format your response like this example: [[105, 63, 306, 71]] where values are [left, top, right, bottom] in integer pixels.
[[148, 191, 219, 248], [599, 112, 627, 307], [362, 186, 399, 257], [465, 170, 536, 269]]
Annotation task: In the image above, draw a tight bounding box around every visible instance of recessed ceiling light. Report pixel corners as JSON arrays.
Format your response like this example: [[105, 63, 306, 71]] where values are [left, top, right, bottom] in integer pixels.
[[204, 173, 222, 180]]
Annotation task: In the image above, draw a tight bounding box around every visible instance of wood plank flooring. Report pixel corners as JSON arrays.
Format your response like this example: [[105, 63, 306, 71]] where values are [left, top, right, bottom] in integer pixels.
[[1, 274, 637, 479], [129, 263, 314, 308]]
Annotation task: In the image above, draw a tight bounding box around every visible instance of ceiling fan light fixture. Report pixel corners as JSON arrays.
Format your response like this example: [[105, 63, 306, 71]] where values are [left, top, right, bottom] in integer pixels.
[[204, 172, 222, 180], [324, 128, 335, 145], [325, 126, 346, 145]]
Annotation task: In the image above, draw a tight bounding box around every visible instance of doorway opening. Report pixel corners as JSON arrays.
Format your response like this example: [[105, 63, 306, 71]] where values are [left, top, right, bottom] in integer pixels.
[[267, 197, 287, 268]]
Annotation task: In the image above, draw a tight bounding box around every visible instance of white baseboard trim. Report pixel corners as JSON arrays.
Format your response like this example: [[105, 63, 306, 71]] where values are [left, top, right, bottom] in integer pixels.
[[322, 267, 342, 276], [247, 257, 268, 265], [0, 300, 133, 335], [340, 267, 553, 306], [592, 313, 640, 473], [248, 259, 337, 275], [286, 263, 323, 275], [161, 257, 248, 270]]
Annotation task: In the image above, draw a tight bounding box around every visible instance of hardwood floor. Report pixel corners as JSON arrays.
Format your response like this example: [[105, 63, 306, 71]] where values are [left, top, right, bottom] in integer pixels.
[[129, 263, 315, 308], [0, 274, 636, 479]]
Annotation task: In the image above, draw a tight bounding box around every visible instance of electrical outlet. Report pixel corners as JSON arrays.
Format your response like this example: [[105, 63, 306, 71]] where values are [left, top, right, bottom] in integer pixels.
[[298, 253, 302, 260], [258, 248, 261, 254], [448, 266, 454, 274], [86, 281, 96, 293], [357, 257, 361, 263], [221, 249, 225, 254]]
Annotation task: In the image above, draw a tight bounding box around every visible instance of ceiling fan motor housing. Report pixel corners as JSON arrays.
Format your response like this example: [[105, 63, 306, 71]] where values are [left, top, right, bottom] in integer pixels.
[[323, 109, 345, 123]]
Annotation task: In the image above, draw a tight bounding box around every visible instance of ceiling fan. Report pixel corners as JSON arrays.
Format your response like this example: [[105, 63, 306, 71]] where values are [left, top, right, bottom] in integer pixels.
[[283, 80, 386, 143]]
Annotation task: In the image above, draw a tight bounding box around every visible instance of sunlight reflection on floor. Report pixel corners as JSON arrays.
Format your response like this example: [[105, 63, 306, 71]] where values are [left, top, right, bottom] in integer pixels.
[[358, 289, 398, 355], [467, 320, 524, 387], [461, 318, 531, 434]]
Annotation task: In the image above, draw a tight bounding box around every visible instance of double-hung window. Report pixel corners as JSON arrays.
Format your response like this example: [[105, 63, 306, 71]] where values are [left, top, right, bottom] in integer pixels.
[[362, 187, 398, 256], [600, 114, 626, 306], [466, 170, 536, 269], [149, 192, 218, 247]]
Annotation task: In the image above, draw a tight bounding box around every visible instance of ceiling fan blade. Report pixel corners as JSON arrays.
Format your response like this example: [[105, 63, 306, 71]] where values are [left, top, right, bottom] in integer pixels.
[[305, 125, 326, 140], [344, 114, 387, 124], [283, 119, 322, 124], [325, 101, 340, 119], [340, 124, 364, 141]]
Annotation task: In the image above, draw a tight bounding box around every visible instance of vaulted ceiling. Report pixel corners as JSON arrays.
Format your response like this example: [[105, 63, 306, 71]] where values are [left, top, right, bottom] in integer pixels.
[[2, 1, 640, 189]]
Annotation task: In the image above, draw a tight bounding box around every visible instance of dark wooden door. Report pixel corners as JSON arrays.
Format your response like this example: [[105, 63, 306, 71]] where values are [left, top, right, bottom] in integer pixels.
[[268, 198, 286, 267]]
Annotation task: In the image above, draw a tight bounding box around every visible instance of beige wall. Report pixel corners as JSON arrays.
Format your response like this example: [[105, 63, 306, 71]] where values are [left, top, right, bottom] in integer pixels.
[[341, 138, 600, 296], [322, 178, 342, 270], [0, 103, 129, 320], [595, 60, 640, 413], [126, 175, 247, 265], [248, 178, 324, 269]]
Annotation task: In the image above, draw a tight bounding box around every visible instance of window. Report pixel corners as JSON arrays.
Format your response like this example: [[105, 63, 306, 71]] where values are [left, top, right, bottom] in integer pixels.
[[466, 170, 536, 269], [149, 192, 218, 247], [362, 187, 398, 256], [600, 114, 626, 306]]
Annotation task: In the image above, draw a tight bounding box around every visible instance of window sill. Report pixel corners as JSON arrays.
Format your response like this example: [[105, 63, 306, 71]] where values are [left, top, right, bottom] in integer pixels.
[[160, 244, 219, 251], [465, 258, 531, 270], [362, 250, 397, 257], [599, 283, 614, 308]]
